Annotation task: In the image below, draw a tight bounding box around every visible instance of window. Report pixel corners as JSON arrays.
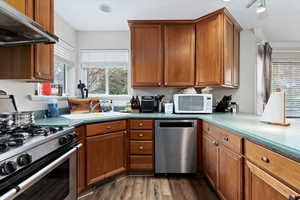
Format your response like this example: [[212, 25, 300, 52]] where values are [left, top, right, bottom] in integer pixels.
[[272, 62, 300, 117], [54, 60, 67, 94], [81, 50, 129, 95]]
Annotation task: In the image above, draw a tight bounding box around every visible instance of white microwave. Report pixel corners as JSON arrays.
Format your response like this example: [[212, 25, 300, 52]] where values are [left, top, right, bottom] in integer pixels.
[[174, 94, 213, 114]]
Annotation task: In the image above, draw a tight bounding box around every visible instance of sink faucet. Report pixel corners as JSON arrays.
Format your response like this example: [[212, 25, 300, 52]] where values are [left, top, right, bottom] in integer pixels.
[[89, 102, 101, 113]]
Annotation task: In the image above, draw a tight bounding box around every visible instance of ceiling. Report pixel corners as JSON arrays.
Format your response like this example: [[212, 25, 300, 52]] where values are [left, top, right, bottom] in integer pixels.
[[55, 0, 300, 42]]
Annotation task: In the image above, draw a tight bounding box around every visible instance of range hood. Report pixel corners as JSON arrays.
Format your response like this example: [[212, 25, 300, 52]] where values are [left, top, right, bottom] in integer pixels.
[[0, 1, 59, 46]]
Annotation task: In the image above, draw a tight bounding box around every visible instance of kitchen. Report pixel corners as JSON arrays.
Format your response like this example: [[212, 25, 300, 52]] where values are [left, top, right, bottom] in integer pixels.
[[0, 0, 300, 200]]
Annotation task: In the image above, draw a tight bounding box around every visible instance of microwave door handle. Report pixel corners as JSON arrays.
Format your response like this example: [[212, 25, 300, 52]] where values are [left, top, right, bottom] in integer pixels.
[[0, 144, 82, 200]]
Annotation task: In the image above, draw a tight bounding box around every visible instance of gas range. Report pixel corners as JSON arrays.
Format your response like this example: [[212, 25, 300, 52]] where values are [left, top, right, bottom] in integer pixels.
[[0, 125, 76, 181]]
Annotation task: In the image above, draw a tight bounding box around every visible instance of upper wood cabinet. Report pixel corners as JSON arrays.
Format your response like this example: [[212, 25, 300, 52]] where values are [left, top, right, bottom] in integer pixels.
[[130, 24, 163, 87], [196, 11, 241, 88], [129, 8, 241, 88], [0, 0, 54, 81], [164, 24, 195, 87]]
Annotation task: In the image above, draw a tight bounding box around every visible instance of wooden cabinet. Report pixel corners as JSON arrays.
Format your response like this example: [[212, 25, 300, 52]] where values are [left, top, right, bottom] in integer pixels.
[[245, 161, 300, 200], [202, 134, 218, 188], [86, 131, 126, 185], [75, 126, 86, 194], [219, 146, 242, 200], [164, 24, 195, 87], [202, 122, 243, 200], [130, 24, 163, 87], [0, 0, 54, 81], [128, 119, 153, 171], [196, 11, 241, 88], [129, 8, 241, 88]]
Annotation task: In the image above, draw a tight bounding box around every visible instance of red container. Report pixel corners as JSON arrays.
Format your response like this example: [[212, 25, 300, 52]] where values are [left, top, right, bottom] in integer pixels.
[[41, 83, 51, 96]]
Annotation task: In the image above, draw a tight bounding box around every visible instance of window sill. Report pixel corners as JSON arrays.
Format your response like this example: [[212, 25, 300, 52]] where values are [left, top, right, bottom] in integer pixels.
[[29, 95, 68, 101], [88, 94, 131, 100]]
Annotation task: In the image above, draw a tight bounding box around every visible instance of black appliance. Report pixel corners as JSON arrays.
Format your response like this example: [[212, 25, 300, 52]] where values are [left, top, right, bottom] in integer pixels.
[[215, 95, 232, 112], [141, 96, 156, 113], [0, 125, 81, 200]]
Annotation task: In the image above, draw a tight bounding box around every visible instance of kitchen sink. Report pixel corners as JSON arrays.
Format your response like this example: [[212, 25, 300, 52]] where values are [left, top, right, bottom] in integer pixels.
[[61, 112, 129, 120]]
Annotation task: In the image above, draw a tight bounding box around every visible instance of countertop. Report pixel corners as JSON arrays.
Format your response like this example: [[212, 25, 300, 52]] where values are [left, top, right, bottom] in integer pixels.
[[35, 112, 300, 161]]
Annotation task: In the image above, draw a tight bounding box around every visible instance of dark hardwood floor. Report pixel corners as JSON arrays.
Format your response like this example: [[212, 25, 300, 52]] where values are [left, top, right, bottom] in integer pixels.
[[79, 176, 219, 200]]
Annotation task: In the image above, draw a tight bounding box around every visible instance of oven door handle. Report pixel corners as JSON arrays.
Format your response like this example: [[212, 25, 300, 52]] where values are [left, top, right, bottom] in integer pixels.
[[0, 143, 82, 200]]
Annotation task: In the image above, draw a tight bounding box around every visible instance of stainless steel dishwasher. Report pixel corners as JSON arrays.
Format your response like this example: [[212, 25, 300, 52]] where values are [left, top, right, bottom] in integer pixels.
[[155, 120, 197, 174]]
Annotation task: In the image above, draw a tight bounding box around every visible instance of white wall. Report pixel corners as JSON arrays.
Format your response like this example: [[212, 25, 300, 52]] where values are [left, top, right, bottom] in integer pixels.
[[212, 30, 257, 114], [0, 13, 77, 112]]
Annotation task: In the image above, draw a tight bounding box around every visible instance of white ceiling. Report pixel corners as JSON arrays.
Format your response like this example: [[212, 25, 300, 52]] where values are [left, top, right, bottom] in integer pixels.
[[55, 0, 300, 42]]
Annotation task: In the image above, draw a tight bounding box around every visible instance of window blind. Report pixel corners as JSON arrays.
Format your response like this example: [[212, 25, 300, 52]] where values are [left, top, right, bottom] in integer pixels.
[[54, 39, 75, 66], [272, 62, 300, 117], [80, 50, 129, 68]]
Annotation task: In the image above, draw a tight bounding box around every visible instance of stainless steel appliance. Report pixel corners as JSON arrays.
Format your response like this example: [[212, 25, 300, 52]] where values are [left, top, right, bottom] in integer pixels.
[[0, 125, 80, 200], [0, 1, 59, 46], [155, 120, 197, 173], [173, 94, 213, 114]]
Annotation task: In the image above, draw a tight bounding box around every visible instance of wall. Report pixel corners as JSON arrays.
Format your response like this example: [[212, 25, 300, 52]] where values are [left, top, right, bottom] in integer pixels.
[[0, 13, 77, 112], [212, 30, 257, 114]]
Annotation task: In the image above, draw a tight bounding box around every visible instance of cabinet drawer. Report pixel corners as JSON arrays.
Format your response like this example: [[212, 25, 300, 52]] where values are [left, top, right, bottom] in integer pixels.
[[219, 128, 242, 154], [130, 119, 153, 130], [245, 140, 300, 190], [86, 120, 126, 136], [130, 130, 153, 140], [203, 121, 221, 140], [130, 155, 153, 170], [130, 141, 152, 155]]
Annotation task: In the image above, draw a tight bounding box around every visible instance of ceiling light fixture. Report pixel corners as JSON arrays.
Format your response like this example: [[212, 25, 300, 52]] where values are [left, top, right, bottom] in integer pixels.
[[99, 3, 112, 13], [256, 0, 267, 13], [222, 0, 231, 2]]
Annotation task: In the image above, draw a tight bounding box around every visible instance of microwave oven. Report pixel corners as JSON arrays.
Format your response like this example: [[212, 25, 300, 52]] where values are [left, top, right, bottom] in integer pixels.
[[174, 94, 213, 114]]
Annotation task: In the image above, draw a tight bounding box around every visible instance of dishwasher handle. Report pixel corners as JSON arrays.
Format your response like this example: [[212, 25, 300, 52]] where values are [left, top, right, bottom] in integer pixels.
[[158, 121, 195, 128]]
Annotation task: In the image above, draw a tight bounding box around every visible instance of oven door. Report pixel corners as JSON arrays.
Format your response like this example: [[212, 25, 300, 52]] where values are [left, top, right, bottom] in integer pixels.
[[0, 144, 81, 200]]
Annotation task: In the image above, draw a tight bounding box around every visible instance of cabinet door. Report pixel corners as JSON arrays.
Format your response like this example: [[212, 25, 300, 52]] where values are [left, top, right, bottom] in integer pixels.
[[196, 14, 222, 86], [34, 0, 54, 81], [202, 134, 218, 188], [164, 24, 195, 87], [86, 131, 125, 185], [245, 161, 300, 200], [223, 16, 234, 86], [218, 145, 242, 200], [131, 24, 163, 87], [233, 25, 240, 87]]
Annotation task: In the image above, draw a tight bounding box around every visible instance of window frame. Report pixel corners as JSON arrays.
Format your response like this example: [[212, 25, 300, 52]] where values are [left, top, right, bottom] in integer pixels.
[[80, 49, 130, 97], [54, 59, 68, 95]]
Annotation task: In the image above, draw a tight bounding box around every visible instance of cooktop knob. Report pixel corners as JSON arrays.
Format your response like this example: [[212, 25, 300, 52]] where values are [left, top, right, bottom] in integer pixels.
[[59, 136, 68, 145], [17, 154, 32, 166], [0, 161, 17, 176]]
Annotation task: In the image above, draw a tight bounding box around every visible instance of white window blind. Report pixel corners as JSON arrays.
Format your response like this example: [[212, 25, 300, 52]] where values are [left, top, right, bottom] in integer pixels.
[[272, 62, 300, 117], [80, 49, 129, 68], [54, 39, 75, 66]]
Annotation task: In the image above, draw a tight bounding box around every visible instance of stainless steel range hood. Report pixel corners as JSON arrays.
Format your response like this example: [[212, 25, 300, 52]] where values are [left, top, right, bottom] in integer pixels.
[[0, 0, 59, 46]]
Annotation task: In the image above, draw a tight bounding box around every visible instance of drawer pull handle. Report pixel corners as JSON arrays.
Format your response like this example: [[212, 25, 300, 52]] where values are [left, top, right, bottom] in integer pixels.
[[139, 134, 144, 137], [139, 123, 144, 127], [139, 146, 144, 150], [212, 141, 219, 146], [224, 137, 229, 141], [106, 126, 111, 129], [289, 195, 300, 200], [261, 157, 270, 163]]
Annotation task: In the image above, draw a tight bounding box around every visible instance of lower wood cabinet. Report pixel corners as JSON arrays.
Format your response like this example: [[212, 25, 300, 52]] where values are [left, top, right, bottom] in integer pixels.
[[86, 131, 126, 185], [76, 126, 86, 194], [218, 145, 242, 200], [245, 161, 300, 200]]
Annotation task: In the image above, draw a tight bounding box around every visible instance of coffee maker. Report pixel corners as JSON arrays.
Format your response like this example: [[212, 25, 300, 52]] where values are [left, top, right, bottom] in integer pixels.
[[215, 95, 232, 112]]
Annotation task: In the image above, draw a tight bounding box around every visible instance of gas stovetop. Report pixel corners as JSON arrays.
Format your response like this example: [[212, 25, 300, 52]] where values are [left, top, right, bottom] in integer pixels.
[[0, 125, 64, 154], [0, 125, 76, 180]]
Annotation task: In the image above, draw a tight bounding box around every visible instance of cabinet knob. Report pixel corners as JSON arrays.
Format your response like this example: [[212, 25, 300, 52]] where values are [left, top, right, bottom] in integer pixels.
[[261, 157, 270, 163], [224, 137, 229, 142], [212, 141, 219, 146], [124, 130, 127, 134], [139, 123, 143, 127], [165, 82, 168, 86], [139, 146, 144, 150], [289, 195, 300, 200], [106, 126, 111, 129], [139, 134, 144, 137], [158, 82, 161, 86]]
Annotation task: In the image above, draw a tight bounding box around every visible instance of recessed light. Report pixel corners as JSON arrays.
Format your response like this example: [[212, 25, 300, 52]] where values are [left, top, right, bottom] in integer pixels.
[[222, 0, 231, 2], [99, 3, 112, 13]]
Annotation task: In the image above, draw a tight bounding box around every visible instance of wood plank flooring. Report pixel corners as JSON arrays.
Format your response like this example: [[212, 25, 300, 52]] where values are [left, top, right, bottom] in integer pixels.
[[79, 176, 219, 200]]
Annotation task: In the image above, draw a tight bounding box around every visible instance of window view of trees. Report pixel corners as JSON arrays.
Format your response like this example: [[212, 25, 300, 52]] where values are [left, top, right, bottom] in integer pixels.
[[54, 61, 66, 94], [87, 67, 128, 95]]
